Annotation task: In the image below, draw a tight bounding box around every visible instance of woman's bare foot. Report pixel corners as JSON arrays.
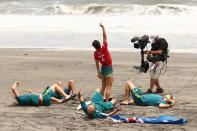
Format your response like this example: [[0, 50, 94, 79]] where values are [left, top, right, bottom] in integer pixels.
[[120, 100, 134, 105], [120, 100, 129, 105]]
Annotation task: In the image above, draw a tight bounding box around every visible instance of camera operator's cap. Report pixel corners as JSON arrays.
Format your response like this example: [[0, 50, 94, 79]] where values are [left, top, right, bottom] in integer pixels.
[[150, 35, 158, 40]]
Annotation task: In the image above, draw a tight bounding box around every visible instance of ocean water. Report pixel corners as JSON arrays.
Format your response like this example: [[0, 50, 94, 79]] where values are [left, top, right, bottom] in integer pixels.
[[0, 0, 197, 53]]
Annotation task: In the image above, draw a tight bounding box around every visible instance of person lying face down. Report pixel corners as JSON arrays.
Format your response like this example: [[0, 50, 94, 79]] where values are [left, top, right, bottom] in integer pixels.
[[12, 82, 72, 106], [121, 81, 175, 108], [78, 88, 122, 118]]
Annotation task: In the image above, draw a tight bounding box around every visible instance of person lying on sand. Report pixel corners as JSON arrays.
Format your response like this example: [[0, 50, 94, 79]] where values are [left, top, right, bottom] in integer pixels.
[[12, 82, 74, 106], [29, 80, 76, 100], [78, 88, 122, 118], [121, 81, 175, 108]]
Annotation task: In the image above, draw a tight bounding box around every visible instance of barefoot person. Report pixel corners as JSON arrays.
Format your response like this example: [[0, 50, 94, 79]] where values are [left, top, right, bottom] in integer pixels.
[[12, 82, 71, 106], [92, 23, 114, 102], [121, 81, 175, 108], [78, 88, 122, 118], [45, 80, 76, 100]]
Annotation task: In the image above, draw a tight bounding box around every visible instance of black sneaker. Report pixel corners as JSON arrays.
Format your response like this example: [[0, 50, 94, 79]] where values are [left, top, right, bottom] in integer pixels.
[[144, 89, 153, 94], [154, 88, 164, 94]]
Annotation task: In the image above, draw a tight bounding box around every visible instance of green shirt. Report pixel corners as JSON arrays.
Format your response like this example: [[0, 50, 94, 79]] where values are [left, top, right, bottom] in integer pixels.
[[81, 92, 113, 118], [81, 101, 106, 118], [141, 94, 166, 106]]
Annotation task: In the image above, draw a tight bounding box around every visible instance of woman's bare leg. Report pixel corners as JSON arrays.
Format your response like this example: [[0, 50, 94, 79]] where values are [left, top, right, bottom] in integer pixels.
[[50, 84, 69, 99], [105, 75, 114, 102], [121, 81, 136, 104], [66, 80, 75, 94], [100, 77, 106, 96], [57, 81, 63, 89]]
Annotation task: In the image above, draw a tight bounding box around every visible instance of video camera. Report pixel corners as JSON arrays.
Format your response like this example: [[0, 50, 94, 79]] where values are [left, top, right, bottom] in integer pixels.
[[131, 35, 150, 73], [131, 35, 149, 50]]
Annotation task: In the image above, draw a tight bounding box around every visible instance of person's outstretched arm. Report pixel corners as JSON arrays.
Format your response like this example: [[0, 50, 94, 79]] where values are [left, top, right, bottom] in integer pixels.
[[106, 105, 122, 117], [99, 23, 107, 43], [51, 97, 63, 103], [78, 89, 88, 114], [78, 89, 83, 102], [95, 60, 102, 79], [12, 82, 20, 98], [159, 99, 175, 108]]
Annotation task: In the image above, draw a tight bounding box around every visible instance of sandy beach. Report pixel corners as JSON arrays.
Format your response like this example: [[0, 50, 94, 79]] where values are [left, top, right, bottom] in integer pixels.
[[0, 48, 197, 131]]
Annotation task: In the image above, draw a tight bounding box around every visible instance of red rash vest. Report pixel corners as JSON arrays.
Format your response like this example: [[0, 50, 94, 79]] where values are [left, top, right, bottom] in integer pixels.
[[94, 41, 112, 66]]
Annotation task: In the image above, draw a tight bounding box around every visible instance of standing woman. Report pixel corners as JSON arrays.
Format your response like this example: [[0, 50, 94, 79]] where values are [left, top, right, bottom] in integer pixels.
[[92, 23, 114, 102]]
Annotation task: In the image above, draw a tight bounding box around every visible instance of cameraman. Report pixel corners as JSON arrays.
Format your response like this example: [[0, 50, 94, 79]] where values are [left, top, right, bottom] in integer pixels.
[[145, 35, 168, 94]]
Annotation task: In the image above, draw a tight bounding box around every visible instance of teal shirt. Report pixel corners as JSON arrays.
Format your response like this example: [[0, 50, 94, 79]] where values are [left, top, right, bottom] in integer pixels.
[[141, 94, 166, 106], [81, 92, 113, 118], [17, 94, 39, 106], [80, 101, 107, 118]]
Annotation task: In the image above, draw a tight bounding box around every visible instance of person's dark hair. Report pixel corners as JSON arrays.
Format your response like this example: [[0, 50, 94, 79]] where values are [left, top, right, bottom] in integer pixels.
[[92, 40, 101, 50]]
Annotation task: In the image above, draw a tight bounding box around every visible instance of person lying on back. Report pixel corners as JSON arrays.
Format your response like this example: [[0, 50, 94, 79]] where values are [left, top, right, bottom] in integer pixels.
[[121, 81, 175, 108], [78, 88, 122, 118], [12, 82, 72, 106]]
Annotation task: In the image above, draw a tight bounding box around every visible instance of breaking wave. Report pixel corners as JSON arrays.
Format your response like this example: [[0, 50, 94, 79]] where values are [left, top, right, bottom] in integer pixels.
[[40, 4, 193, 16]]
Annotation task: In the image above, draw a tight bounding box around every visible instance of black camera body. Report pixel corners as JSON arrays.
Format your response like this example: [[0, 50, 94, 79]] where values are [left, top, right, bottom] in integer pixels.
[[131, 35, 149, 50], [131, 35, 150, 73]]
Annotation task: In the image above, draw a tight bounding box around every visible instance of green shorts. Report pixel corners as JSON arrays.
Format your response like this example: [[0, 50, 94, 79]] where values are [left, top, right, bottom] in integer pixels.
[[42, 88, 56, 106], [54, 88, 71, 99], [101, 66, 113, 77], [131, 88, 143, 106], [17, 94, 40, 106]]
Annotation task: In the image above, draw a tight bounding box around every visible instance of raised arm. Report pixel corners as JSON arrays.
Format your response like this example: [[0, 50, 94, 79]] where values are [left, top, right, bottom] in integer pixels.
[[78, 89, 83, 102], [99, 23, 107, 43], [12, 82, 20, 98], [78, 89, 88, 114]]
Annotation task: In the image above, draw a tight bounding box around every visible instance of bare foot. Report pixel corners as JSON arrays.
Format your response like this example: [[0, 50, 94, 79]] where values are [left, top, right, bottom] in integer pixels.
[[120, 100, 134, 105], [120, 100, 129, 105]]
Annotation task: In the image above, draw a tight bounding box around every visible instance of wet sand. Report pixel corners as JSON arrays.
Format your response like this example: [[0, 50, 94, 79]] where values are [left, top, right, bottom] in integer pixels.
[[0, 48, 197, 131]]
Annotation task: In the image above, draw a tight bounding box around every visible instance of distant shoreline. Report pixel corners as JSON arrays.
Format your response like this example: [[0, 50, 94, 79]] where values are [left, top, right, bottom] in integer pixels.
[[0, 47, 197, 54]]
